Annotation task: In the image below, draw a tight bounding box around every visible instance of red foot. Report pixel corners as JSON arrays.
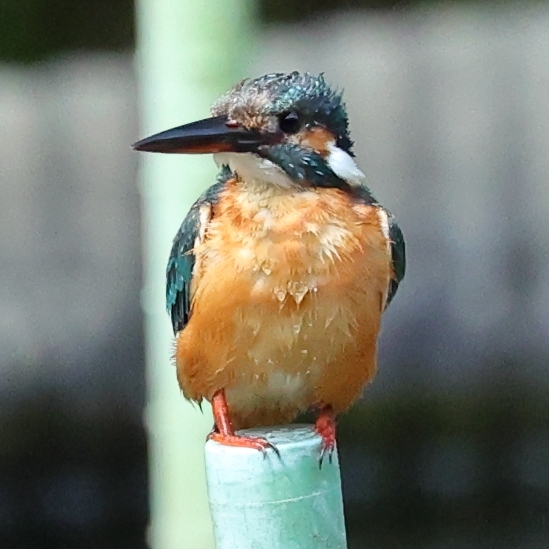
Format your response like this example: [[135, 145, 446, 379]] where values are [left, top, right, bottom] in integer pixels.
[[208, 432, 279, 456], [315, 405, 337, 467], [210, 389, 279, 457]]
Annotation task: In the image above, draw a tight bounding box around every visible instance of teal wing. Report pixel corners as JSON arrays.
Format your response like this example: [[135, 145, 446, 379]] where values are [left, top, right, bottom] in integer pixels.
[[349, 185, 405, 308], [166, 167, 230, 334], [386, 214, 405, 307]]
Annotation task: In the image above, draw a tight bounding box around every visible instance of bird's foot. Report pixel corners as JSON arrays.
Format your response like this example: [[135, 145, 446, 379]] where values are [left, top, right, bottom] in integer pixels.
[[315, 405, 336, 468], [210, 388, 279, 458], [208, 431, 279, 457]]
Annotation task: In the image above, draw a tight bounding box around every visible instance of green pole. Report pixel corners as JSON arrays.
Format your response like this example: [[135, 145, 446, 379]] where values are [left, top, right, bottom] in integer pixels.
[[205, 425, 348, 549], [135, 2, 254, 548]]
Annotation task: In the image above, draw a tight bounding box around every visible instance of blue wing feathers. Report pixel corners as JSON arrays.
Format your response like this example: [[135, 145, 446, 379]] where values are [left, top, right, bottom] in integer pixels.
[[386, 215, 405, 307], [166, 217, 198, 333], [350, 184, 405, 307], [166, 167, 231, 334]]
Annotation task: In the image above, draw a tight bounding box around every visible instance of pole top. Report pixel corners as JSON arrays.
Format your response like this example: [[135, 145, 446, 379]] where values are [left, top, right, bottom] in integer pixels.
[[205, 424, 347, 549]]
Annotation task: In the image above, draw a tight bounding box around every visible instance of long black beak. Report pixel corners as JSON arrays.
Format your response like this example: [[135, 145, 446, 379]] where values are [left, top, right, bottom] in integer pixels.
[[133, 115, 274, 154]]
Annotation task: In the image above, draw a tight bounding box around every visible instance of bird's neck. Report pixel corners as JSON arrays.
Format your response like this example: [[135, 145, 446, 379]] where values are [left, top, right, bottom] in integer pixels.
[[229, 178, 312, 219], [214, 152, 297, 192], [215, 151, 378, 209]]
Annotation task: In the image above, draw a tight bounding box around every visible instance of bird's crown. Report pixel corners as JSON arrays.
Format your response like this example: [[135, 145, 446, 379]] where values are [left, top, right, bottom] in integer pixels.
[[211, 71, 353, 154]]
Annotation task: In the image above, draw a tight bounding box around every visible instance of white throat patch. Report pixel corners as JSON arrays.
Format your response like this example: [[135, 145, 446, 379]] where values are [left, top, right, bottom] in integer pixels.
[[325, 142, 366, 187], [214, 152, 295, 188], [215, 144, 366, 189]]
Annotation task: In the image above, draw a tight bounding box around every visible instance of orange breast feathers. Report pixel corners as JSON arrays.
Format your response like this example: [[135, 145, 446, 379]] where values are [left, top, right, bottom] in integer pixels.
[[175, 179, 393, 429]]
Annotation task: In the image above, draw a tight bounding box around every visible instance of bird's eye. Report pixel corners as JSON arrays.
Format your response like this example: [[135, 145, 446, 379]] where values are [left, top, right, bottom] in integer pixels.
[[278, 111, 302, 134]]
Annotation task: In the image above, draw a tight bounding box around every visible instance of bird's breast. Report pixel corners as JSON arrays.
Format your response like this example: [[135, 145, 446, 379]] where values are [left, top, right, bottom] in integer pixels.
[[195, 183, 386, 302], [176, 180, 392, 426]]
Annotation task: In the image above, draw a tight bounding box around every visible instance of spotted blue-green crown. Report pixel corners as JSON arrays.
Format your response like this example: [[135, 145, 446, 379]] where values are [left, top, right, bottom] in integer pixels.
[[212, 71, 353, 153]]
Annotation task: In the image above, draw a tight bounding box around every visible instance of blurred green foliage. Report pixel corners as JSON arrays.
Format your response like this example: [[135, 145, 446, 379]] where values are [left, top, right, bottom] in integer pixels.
[[0, 0, 134, 63], [0, 0, 529, 63]]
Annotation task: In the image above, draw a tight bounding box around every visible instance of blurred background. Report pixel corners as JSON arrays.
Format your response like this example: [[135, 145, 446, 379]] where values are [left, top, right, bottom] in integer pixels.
[[2, 0, 549, 548]]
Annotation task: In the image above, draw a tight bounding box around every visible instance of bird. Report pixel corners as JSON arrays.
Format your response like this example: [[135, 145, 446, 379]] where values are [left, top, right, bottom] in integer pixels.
[[133, 72, 405, 462]]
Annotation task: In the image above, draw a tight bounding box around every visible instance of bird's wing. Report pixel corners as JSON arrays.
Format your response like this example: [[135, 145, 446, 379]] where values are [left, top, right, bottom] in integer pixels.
[[165, 168, 230, 334], [349, 185, 405, 308], [386, 214, 406, 307]]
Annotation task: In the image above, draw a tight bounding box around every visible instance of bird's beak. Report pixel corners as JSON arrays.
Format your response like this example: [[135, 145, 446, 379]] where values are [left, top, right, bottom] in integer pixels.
[[133, 115, 274, 154]]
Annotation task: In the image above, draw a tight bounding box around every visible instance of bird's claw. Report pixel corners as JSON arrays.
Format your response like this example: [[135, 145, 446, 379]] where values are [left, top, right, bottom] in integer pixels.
[[208, 432, 280, 459], [318, 441, 335, 468], [209, 389, 280, 458], [315, 404, 336, 469]]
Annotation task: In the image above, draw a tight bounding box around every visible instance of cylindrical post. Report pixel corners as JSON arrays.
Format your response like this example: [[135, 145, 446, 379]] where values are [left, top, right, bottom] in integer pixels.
[[205, 425, 348, 549]]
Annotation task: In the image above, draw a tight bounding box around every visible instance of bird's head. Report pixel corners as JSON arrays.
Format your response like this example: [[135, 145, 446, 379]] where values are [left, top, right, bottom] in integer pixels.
[[134, 72, 366, 189]]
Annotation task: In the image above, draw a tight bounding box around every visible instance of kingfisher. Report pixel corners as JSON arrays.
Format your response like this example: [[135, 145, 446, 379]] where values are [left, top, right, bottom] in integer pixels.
[[134, 72, 405, 461]]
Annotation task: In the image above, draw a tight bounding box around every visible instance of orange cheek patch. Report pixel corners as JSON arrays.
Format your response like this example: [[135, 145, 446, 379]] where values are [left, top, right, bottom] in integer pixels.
[[301, 127, 335, 157]]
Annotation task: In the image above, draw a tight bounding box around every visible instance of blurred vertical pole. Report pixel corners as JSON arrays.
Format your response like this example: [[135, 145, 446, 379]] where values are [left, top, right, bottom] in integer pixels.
[[134, 2, 255, 548]]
